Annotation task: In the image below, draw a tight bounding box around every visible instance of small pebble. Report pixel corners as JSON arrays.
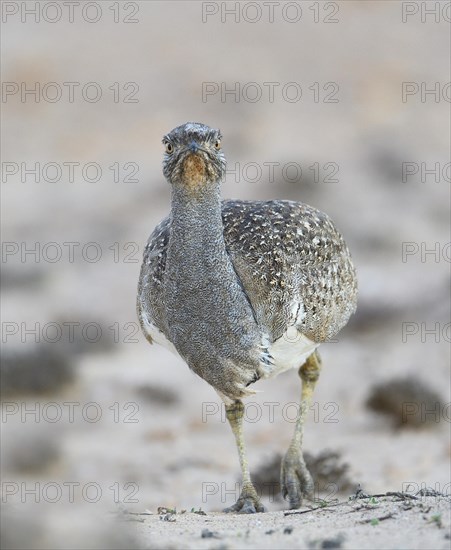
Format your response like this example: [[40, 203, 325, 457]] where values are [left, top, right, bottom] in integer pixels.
[[201, 528, 220, 539], [160, 513, 176, 522], [320, 534, 345, 548]]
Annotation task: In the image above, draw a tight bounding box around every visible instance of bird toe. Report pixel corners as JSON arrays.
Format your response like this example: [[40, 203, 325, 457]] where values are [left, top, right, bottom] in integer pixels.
[[239, 498, 266, 514], [281, 453, 314, 509], [223, 487, 266, 514]]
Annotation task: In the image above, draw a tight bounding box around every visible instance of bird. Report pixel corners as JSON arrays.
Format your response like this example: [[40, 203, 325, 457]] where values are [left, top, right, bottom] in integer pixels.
[[137, 122, 357, 513]]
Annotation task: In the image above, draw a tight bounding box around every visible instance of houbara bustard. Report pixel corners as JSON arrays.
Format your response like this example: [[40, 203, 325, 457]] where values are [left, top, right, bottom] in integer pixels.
[[137, 122, 357, 513]]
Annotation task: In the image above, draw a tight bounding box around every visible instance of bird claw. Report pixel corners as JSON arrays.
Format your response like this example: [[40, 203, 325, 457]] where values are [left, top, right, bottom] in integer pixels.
[[280, 451, 314, 509], [223, 485, 266, 514]]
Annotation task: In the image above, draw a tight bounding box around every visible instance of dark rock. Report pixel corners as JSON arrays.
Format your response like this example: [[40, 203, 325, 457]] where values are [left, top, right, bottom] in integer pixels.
[[366, 376, 443, 428], [1, 344, 76, 397]]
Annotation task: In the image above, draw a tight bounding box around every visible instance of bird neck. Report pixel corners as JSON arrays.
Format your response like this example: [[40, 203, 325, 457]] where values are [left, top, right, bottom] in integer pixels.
[[169, 181, 225, 252]]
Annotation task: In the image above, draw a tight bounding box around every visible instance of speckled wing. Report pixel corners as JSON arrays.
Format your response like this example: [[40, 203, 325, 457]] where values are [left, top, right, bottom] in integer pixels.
[[137, 199, 357, 346], [137, 216, 172, 345], [221, 200, 357, 343]]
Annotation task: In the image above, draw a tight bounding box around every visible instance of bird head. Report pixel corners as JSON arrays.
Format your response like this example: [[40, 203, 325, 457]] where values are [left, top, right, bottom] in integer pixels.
[[162, 122, 226, 191]]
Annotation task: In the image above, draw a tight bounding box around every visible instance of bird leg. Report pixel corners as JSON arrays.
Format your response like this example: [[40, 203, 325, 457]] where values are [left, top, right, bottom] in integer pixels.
[[281, 350, 322, 509], [223, 400, 266, 513]]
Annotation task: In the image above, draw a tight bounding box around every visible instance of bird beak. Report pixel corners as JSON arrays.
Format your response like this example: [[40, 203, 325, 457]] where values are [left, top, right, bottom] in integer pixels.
[[188, 141, 199, 154]]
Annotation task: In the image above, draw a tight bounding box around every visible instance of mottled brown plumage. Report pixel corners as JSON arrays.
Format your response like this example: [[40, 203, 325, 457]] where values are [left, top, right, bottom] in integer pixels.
[[138, 199, 356, 348]]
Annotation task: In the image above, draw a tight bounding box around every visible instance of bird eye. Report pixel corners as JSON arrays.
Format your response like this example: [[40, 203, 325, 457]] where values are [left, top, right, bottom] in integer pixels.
[[214, 139, 221, 150], [164, 141, 173, 154]]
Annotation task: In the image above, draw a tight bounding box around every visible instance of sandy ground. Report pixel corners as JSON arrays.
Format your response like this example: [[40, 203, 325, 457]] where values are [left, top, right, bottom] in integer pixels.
[[132, 495, 451, 550], [1, 1, 450, 548]]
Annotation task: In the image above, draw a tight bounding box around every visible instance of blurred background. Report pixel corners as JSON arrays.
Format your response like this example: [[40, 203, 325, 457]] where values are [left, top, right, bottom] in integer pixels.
[[1, 1, 450, 548]]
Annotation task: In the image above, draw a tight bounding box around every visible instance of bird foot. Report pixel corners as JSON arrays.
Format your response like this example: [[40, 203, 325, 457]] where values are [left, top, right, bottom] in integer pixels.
[[223, 483, 266, 514], [280, 449, 314, 509]]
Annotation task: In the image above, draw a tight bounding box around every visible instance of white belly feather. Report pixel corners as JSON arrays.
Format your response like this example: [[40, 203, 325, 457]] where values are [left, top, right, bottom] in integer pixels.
[[264, 328, 318, 378], [141, 310, 181, 358]]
